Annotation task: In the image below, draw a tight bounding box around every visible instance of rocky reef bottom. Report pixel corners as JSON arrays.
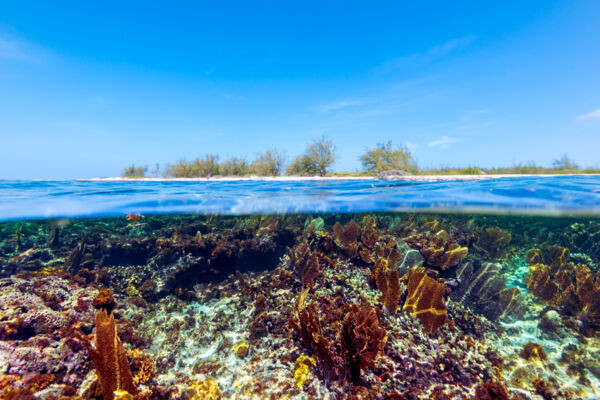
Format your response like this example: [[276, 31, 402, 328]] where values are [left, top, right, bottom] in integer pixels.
[[1, 213, 600, 399]]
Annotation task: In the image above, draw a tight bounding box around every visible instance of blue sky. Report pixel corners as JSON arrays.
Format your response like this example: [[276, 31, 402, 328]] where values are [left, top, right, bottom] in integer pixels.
[[0, 1, 599, 179]]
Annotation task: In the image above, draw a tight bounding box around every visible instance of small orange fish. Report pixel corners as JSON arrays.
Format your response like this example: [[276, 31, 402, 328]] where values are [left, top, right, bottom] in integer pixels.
[[126, 213, 143, 224], [8, 247, 34, 263]]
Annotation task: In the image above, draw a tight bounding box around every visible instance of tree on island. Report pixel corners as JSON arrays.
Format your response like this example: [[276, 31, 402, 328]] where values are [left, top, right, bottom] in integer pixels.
[[287, 137, 336, 176], [360, 140, 417, 174], [552, 154, 579, 171], [220, 157, 250, 176], [168, 154, 220, 177], [121, 164, 148, 178], [251, 149, 286, 176]]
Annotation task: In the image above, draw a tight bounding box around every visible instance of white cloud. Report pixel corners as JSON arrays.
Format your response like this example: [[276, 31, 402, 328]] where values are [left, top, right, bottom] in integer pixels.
[[318, 99, 364, 112], [427, 136, 457, 148], [0, 34, 46, 62], [576, 108, 600, 121], [427, 35, 477, 59], [375, 35, 477, 73]]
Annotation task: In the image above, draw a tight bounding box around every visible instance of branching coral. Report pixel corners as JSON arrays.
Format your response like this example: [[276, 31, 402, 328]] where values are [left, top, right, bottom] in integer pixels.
[[341, 305, 386, 384], [75, 310, 137, 400], [402, 268, 447, 334]]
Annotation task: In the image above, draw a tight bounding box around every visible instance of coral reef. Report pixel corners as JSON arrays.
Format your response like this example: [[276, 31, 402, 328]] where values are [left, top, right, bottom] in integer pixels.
[[75, 309, 138, 400], [289, 288, 338, 379], [402, 268, 447, 334], [519, 342, 547, 361], [186, 378, 222, 400], [526, 246, 600, 333], [287, 240, 334, 287], [371, 258, 401, 314], [473, 380, 510, 400], [1, 213, 600, 399], [472, 227, 512, 260], [403, 229, 468, 271], [293, 355, 316, 387], [341, 305, 386, 384], [451, 261, 526, 321]]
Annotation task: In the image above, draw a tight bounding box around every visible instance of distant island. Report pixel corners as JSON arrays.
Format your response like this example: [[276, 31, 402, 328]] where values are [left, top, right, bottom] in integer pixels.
[[119, 138, 600, 179]]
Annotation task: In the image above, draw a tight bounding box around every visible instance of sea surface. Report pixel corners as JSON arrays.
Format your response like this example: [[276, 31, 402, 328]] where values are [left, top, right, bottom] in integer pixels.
[[1, 175, 600, 219], [0, 177, 599, 399]]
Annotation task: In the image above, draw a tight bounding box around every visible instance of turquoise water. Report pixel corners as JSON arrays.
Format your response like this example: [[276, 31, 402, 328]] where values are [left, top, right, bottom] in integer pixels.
[[1, 176, 600, 219]]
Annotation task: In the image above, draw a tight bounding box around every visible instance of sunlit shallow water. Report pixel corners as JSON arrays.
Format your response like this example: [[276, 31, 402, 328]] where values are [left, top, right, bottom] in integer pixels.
[[1, 176, 600, 219], [1, 178, 599, 399]]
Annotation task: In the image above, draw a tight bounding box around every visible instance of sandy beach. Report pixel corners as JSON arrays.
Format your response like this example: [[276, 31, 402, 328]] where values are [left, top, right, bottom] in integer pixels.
[[78, 174, 600, 182]]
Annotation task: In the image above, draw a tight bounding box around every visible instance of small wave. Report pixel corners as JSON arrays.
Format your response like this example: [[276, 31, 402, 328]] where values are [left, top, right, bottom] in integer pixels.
[[0, 176, 599, 220]]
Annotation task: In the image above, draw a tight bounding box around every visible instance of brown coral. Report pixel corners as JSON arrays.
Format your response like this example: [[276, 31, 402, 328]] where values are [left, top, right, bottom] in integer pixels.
[[129, 349, 155, 386], [405, 230, 468, 271], [341, 305, 386, 384], [374, 236, 404, 268], [332, 220, 362, 259], [519, 342, 547, 361], [526, 246, 600, 332], [75, 310, 138, 400], [533, 378, 553, 400], [526, 263, 559, 301], [526, 246, 570, 272], [473, 227, 512, 259], [371, 258, 401, 314], [289, 289, 336, 377], [473, 379, 510, 400], [287, 240, 334, 287], [92, 287, 117, 314], [402, 268, 447, 334]]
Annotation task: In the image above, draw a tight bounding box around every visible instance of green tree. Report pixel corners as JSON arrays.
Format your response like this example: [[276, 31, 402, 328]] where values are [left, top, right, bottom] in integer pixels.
[[552, 154, 579, 171], [220, 157, 250, 176], [250, 149, 286, 176], [149, 163, 163, 177], [360, 141, 417, 174], [121, 164, 148, 178], [288, 137, 336, 176], [168, 154, 220, 177], [168, 159, 195, 177], [287, 155, 315, 176]]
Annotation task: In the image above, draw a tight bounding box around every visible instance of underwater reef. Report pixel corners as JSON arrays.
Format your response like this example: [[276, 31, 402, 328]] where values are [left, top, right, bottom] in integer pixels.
[[1, 213, 600, 399]]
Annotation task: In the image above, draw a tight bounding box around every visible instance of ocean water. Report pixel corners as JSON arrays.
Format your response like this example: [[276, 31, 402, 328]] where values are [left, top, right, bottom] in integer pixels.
[[1, 177, 599, 399]]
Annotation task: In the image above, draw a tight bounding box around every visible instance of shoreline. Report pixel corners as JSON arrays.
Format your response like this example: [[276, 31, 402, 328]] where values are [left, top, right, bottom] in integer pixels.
[[77, 173, 600, 182]]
